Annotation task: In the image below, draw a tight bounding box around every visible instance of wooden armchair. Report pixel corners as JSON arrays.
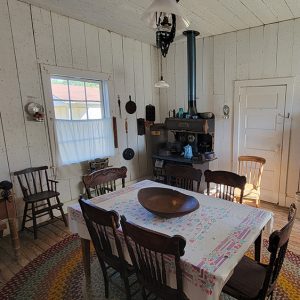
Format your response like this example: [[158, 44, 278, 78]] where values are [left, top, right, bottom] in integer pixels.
[[165, 164, 202, 192], [14, 166, 67, 239], [222, 203, 297, 299], [237, 156, 266, 207], [121, 215, 188, 300], [83, 166, 127, 199], [204, 170, 246, 202]]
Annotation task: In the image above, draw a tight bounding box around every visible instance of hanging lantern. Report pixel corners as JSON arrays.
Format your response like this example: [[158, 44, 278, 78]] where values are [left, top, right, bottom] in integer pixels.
[[142, 0, 190, 57]]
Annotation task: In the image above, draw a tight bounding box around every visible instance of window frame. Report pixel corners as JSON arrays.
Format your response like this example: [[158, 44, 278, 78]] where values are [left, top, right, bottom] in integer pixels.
[[41, 65, 113, 168]]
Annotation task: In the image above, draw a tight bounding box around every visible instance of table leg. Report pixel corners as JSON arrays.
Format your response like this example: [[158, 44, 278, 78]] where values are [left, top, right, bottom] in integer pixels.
[[8, 218, 20, 260], [81, 238, 91, 281], [254, 231, 262, 262]]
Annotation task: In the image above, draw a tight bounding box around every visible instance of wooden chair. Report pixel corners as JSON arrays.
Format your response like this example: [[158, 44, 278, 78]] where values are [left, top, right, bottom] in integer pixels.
[[165, 164, 202, 192], [204, 170, 246, 202], [120, 215, 188, 300], [237, 156, 266, 207], [222, 203, 297, 299], [83, 166, 127, 199], [14, 166, 67, 239], [79, 197, 136, 299]]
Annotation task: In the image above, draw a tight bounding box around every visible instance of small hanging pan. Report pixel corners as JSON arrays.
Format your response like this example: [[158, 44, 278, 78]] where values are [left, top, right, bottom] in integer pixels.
[[125, 95, 136, 114], [123, 118, 135, 160]]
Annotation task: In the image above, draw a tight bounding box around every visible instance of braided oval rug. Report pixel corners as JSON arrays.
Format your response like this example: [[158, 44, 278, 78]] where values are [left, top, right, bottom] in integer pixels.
[[0, 234, 299, 299]]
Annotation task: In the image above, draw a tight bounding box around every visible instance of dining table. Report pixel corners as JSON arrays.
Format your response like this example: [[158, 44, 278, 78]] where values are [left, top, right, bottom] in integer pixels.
[[68, 179, 273, 300]]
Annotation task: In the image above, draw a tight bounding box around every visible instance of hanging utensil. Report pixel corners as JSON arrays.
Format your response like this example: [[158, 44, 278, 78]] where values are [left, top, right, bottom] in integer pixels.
[[137, 118, 145, 135], [117, 95, 122, 118], [112, 117, 118, 148], [123, 118, 135, 160], [146, 104, 155, 122], [125, 95, 136, 114]]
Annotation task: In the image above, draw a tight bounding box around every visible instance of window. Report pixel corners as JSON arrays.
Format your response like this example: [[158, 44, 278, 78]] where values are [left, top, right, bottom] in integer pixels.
[[50, 76, 114, 166], [51, 77, 105, 120]]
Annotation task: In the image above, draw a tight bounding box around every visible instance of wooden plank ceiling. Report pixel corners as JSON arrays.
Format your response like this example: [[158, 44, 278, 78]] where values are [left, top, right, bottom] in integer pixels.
[[21, 0, 300, 44]]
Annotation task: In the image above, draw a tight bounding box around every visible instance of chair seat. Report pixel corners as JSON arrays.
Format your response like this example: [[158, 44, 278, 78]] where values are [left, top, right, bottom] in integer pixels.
[[223, 256, 267, 299], [25, 191, 60, 203], [235, 183, 260, 200]]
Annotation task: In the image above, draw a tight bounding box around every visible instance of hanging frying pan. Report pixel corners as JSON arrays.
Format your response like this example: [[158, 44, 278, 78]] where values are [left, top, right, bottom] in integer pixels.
[[123, 118, 135, 160], [125, 95, 136, 114]]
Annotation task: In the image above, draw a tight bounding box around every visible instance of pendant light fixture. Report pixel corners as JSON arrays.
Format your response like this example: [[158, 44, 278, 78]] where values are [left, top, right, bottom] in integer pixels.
[[142, 0, 189, 57], [155, 54, 169, 88]]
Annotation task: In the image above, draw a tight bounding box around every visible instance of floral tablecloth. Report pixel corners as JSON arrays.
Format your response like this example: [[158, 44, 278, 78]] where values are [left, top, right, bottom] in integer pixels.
[[68, 180, 273, 300]]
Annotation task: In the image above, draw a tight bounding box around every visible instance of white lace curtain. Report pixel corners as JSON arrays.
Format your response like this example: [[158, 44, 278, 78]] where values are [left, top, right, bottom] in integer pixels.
[[55, 118, 115, 166]]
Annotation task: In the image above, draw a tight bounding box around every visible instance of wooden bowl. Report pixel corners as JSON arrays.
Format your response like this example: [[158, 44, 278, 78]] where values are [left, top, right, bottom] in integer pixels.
[[137, 187, 199, 218]]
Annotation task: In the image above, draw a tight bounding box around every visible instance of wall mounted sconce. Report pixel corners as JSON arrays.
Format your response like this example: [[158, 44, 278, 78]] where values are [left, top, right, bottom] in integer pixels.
[[223, 104, 230, 119], [26, 102, 45, 122]]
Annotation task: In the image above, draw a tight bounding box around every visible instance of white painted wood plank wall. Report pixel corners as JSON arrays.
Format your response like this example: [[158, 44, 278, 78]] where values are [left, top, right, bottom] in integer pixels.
[[162, 19, 300, 202], [0, 0, 159, 221]]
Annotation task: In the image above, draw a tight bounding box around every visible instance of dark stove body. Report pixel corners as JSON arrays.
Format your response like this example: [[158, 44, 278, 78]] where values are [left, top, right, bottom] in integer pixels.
[[164, 117, 214, 157], [150, 117, 216, 190], [150, 118, 215, 158]]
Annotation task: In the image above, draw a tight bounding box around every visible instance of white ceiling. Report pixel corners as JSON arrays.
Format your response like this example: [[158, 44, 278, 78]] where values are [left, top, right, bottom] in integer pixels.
[[21, 0, 300, 44]]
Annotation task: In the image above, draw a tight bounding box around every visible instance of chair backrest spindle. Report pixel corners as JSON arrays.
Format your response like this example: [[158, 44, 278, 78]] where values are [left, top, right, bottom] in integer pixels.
[[79, 197, 126, 269], [165, 165, 202, 192], [83, 166, 127, 199], [260, 203, 297, 298], [238, 156, 266, 189], [120, 215, 187, 300], [14, 166, 50, 199], [204, 170, 246, 202]]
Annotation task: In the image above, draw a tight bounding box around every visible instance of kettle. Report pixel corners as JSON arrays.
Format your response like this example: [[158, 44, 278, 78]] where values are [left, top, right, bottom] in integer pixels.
[[183, 145, 193, 159]]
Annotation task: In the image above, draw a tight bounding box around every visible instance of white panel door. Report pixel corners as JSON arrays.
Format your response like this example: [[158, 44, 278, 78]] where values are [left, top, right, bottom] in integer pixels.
[[237, 85, 287, 203]]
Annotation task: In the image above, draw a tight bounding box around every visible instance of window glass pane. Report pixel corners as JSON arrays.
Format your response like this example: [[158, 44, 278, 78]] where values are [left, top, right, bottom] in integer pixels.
[[86, 101, 103, 119], [53, 100, 71, 120], [69, 80, 85, 101], [86, 82, 101, 101], [70, 101, 87, 120], [51, 78, 69, 100]]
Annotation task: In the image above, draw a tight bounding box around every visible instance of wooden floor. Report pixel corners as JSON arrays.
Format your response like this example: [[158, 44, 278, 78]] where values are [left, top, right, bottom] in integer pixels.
[[0, 202, 299, 289]]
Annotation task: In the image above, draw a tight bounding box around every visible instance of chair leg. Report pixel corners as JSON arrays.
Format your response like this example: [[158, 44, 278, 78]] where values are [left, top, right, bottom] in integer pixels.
[[123, 272, 131, 300], [141, 287, 147, 300], [21, 202, 28, 231], [99, 260, 109, 298], [56, 196, 68, 227], [31, 203, 38, 239], [47, 198, 54, 219]]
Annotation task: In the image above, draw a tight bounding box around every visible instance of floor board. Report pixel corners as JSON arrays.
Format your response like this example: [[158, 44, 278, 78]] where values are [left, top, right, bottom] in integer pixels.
[[0, 202, 299, 289]]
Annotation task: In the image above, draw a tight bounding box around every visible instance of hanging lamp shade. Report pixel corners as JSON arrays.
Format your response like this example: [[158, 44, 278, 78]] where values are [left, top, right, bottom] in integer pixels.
[[142, 0, 190, 31], [155, 76, 169, 88]]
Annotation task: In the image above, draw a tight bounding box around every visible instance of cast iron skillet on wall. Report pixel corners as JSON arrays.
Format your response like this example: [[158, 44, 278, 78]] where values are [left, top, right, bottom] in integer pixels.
[[125, 95, 136, 114], [123, 119, 135, 160]]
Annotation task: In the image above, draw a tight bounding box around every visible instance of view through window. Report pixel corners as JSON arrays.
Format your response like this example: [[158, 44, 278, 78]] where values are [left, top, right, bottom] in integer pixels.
[[51, 76, 105, 120]]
